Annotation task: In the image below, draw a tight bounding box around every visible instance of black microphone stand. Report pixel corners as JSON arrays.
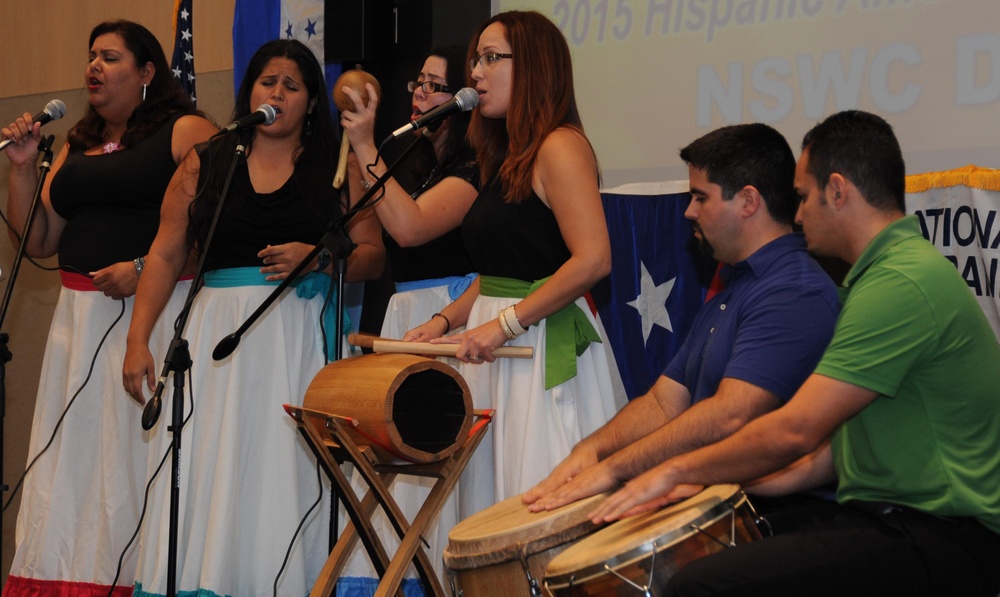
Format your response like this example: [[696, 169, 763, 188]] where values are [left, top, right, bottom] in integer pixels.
[[0, 134, 55, 567], [141, 129, 251, 597], [211, 131, 425, 557], [212, 131, 425, 359]]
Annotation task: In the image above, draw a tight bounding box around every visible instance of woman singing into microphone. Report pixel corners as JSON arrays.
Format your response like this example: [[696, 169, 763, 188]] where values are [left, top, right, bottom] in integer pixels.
[[336, 45, 480, 594], [405, 10, 626, 522]]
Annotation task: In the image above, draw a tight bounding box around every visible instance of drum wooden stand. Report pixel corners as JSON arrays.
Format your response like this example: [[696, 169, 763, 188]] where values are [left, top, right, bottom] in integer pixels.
[[284, 403, 493, 597]]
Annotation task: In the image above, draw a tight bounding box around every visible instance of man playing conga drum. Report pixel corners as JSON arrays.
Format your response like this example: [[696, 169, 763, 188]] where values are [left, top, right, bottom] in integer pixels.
[[589, 110, 1000, 597], [525, 123, 840, 520]]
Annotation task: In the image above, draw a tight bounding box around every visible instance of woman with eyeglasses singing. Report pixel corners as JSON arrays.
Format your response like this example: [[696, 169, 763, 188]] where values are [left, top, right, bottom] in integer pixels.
[[339, 45, 479, 340], [335, 45, 479, 596], [405, 11, 626, 520]]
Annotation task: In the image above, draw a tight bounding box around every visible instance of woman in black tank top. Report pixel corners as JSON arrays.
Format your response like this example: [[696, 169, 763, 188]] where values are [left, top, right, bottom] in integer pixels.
[[1, 20, 216, 596], [403, 11, 625, 523]]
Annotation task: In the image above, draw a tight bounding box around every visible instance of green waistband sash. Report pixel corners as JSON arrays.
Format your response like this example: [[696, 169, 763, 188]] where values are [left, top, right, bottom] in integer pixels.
[[479, 275, 601, 389]]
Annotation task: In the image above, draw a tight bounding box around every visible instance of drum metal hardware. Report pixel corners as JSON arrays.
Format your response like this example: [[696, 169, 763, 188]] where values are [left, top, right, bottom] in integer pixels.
[[603, 539, 659, 596], [688, 505, 739, 548], [448, 572, 462, 597], [543, 485, 763, 595], [517, 549, 543, 596]]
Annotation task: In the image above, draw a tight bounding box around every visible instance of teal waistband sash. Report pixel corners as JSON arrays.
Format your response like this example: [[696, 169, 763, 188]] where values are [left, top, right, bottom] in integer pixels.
[[478, 275, 601, 390], [395, 273, 478, 301], [203, 267, 349, 359]]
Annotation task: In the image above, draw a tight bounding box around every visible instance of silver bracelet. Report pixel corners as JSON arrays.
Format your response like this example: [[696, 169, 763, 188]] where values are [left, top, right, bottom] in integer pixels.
[[133, 256, 145, 279]]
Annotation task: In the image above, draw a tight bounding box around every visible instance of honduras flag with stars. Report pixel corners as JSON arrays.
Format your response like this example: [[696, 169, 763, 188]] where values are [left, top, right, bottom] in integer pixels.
[[233, 0, 341, 96], [592, 181, 716, 400]]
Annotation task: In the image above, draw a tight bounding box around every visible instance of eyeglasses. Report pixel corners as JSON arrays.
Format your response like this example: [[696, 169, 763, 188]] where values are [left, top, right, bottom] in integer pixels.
[[470, 52, 513, 71], [407, 80, 451, 94]]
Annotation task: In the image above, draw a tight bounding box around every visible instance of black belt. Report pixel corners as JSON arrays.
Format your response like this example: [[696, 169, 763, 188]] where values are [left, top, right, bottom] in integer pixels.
[[847, 500, 975, 528]]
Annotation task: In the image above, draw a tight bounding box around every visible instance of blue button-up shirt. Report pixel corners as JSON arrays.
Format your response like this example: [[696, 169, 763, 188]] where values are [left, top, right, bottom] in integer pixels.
[[664, 233, 840, 405]]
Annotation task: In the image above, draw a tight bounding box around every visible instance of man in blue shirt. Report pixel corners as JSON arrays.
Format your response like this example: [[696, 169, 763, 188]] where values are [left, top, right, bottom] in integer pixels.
[[524, 123, 840, 511], [589, 111, 1000, 597]]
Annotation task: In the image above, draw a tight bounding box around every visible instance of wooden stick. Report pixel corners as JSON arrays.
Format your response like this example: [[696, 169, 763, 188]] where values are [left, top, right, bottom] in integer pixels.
[[348, 333, 533, 359], [333, 130, 350, 189]]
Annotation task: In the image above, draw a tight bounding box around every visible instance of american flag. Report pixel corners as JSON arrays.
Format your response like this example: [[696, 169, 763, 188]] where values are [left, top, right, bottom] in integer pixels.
[[171, 0, 197, 105]]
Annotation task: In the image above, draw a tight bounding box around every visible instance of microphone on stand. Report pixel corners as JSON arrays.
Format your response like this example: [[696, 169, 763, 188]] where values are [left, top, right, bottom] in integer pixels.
[[0, 99, 67, 151], [214, 104, 277, 136], [390, 87, 479, 139]]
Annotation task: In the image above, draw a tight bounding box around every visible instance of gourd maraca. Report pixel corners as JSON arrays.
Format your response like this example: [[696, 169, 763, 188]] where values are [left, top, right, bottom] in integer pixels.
[[332, 68, 380, 189]]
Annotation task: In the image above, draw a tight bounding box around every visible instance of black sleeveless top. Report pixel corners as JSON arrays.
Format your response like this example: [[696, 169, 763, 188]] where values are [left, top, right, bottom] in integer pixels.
[[195, 144, 339, 272], [385, 138, 479, 282], [50, 113, 182, 273], [461, 174, 571, 281]]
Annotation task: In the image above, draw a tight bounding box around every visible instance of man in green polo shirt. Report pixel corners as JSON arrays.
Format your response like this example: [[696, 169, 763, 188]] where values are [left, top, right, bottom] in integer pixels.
[[587, 110, 1000, 597]]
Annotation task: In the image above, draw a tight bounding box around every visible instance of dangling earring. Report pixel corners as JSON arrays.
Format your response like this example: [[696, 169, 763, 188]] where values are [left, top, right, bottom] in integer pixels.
[[305, 115, 313, 136], [142, 83, 147, 102]]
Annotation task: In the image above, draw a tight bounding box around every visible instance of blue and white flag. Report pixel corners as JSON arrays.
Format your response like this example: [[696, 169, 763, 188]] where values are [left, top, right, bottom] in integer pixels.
[[171, 0, 197, 104], [232, 0, 341, 97], [591, 181, 714, 400]]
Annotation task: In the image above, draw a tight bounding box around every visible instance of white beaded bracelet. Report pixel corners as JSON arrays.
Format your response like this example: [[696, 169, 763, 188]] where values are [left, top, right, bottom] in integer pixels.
[[498, 305, 527, 340], [498, 309, 516, 339]]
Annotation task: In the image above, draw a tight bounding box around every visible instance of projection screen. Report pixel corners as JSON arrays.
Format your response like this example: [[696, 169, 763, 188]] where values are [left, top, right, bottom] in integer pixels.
[[491, 0, 1000, 188]]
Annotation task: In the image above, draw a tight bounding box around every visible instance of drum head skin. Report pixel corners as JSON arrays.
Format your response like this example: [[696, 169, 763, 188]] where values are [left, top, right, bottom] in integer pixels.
[[444, 493, 608, 570], [545, 484, 750, 588]]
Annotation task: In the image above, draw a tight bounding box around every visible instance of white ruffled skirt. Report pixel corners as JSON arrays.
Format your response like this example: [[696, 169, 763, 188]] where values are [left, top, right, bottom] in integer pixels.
[[6, 282, 188, 595], [132, 282, 334, 597]]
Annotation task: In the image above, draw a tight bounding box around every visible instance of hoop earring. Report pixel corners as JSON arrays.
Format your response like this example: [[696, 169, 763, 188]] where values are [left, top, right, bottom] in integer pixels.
[[142, 84, 147, 102]]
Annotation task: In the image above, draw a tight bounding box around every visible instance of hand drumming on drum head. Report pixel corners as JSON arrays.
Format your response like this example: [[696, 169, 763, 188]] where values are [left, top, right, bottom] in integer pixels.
[[588, 459, 703, 523], [258, 242, 321, 280], [523, 446, 614, 512]]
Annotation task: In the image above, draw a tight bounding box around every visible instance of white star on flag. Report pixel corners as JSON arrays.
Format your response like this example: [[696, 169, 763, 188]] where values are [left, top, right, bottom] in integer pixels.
[[626, 261, 676, 344], [282, 0, 324, 66], [171, 0, 197, 104]]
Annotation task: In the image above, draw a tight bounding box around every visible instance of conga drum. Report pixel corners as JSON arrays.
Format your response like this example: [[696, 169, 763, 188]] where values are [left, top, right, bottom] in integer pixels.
[[444, 493, 608, 597], [543, 484, 762, 595]]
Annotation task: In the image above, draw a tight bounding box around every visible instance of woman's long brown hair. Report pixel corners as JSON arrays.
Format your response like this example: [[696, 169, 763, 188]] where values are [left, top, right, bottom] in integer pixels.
[[467, 10, 595, 203]]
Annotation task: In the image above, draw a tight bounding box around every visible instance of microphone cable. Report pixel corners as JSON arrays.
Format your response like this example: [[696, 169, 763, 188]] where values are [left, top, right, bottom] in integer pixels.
[[0, 208, 61, 272], [105, 367, 196, 597], [1, 282, 126, 513], [273, 458, 325, 597]]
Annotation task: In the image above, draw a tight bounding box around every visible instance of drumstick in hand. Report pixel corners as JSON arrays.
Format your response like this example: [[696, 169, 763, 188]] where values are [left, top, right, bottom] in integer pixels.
[[348, 333, 534, 359]]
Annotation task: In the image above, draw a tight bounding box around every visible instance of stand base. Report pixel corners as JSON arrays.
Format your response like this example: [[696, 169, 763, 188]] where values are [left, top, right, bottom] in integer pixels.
[[285, 405, 493, 597]]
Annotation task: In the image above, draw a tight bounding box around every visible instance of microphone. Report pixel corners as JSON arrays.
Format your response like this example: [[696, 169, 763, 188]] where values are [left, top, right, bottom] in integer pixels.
[[391, 87, 479, 138], [217, 104, 277, 135], [0, 99, 67, 151]]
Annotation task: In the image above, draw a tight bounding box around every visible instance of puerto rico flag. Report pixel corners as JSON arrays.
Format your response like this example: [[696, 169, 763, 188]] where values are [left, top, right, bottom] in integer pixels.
[[592, 181, 715, 400]]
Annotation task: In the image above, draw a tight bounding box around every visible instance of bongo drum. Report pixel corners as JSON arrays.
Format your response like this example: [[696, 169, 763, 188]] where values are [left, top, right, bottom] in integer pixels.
[[443, 493, 608, 597], [543, 484, 762, 595]]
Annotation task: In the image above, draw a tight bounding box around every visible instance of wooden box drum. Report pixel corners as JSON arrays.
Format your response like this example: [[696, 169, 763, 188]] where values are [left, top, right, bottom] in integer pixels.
[[304, 353, 473, 463], [443, 493, 608, 597], [543, 484, 762, 595]]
